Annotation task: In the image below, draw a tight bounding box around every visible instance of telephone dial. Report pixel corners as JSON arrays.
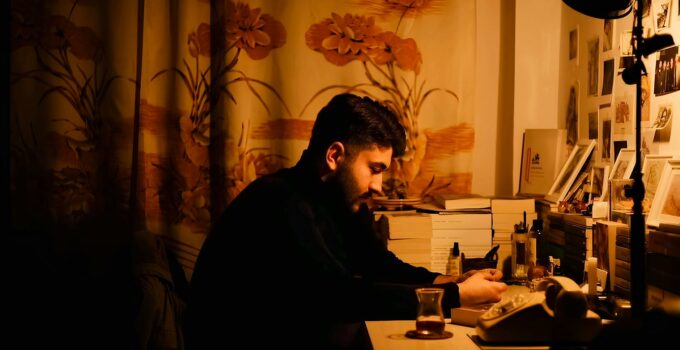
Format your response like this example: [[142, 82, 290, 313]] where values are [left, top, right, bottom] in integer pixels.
[[475, 276, 602, 344]]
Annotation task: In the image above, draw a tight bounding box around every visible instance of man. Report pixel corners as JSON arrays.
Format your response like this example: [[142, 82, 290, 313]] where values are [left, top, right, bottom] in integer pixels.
[[185, 93, 507, 349]]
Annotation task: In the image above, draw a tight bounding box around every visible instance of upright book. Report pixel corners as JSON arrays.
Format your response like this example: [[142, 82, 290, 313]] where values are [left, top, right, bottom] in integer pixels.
[[518, 128, 567, 197]]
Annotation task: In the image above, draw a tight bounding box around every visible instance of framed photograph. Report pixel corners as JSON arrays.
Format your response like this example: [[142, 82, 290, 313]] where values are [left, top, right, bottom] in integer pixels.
[[648, 160, 680, 227], [611, 178, 634, 212], [564, 170, 590, 203], [603, 19, 614, 52], [642, 154, 674, 210], [588, 38, 600, 96], [598, 107, 612, 163], [588, 111, 598, 139], [653, 0, 672, 32], [569, 27, 579, 61], [653, 105, 673, 142], [601, 58, 615, 96], [545, 139, 596, 203], [620, 30, 633, 56], [653, 46, 679, 95], [591, 164, 611, 202], [609, 148, 636, 181]]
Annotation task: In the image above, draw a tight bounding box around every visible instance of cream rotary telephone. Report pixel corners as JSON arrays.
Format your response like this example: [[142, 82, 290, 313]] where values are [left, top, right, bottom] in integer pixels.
[[475, 276, 602, 344]]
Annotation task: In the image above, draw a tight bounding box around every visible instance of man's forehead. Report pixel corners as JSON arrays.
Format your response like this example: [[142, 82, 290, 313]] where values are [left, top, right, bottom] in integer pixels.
[[357, 145, 392, 162]]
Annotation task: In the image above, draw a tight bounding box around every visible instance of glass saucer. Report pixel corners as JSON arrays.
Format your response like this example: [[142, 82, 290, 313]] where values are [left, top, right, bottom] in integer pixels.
[[405, 330, 453, 340]]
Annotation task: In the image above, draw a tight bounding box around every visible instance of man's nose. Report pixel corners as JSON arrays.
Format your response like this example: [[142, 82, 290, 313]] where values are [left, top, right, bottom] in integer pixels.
[[369, 174, 383, 194]]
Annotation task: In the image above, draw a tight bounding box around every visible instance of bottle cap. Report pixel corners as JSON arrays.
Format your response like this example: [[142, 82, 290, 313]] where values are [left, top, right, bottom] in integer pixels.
[[453, 242, 460, 256]]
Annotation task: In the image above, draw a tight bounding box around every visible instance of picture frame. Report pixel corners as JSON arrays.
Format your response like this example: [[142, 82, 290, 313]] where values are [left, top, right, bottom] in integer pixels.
[[609, 148, 636, 181], [653, 0, 672, 32], [545, 139, 596, 203], [610, 178, 634, 212], [598, 105, 612, 163], [648, 160, 680, 227], [569, 26, 579, 61], [591, 163, 611, 202], [603, 19, 614, 52], [642, 155, 674, 210]]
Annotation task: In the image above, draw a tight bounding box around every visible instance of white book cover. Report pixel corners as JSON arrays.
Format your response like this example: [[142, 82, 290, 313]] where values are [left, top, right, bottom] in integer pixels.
[[432, 213, 492, 229], [518, 129, 567, 197], [492, 212, 537, 231]]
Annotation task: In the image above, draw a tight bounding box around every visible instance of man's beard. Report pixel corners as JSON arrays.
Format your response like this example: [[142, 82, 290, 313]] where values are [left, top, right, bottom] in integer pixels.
[[329, 161, 369, 212]]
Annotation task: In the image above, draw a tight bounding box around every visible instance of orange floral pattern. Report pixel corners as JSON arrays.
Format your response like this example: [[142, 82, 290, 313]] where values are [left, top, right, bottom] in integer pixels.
[[305, 9, 458, 198], [226, 1, 287, 60]]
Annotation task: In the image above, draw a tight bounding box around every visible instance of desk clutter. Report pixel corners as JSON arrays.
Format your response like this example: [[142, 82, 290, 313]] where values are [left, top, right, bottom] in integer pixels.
[[375, 195, 534, 274], [376, 193, 680, 309]]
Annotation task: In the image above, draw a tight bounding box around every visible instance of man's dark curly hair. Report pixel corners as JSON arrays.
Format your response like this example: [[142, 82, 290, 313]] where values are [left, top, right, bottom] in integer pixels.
[[307, 93, 406, 158]]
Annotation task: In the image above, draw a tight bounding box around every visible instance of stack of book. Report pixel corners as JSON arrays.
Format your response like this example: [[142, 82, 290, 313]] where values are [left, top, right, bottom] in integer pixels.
[[380, 212, 433, 269], [647, 223, 680, 296], [542, 211, 566, 263], [490, 196, 536, 274], [614, 226, 631, 298], [430, 211, 493, 273], [424, 193, 493, 274], [562, 214, 595, 284]]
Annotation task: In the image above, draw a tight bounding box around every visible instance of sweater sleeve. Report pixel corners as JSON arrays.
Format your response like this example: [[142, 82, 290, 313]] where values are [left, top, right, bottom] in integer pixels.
[[284, 200, 460, 320]]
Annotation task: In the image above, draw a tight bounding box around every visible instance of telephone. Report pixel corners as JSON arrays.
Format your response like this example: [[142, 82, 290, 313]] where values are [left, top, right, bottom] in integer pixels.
[[475, 276, 602, 344]]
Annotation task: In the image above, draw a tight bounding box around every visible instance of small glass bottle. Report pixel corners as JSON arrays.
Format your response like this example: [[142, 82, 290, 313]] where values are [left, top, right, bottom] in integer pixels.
[[528, 219, 543, 267], [446, 242, 461, 278], [512, 230, 528, 280]]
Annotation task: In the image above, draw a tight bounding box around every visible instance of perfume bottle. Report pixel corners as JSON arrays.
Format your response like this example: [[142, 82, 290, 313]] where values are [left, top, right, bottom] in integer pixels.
[[446, 242, 462, 278]]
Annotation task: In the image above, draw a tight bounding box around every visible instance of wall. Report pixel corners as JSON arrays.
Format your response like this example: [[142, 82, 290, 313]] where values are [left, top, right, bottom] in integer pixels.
[[558, 1, 680, 161]]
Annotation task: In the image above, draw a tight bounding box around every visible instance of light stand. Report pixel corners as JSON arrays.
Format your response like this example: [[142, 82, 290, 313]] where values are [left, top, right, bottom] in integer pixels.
[[564, 0, 674, 320]]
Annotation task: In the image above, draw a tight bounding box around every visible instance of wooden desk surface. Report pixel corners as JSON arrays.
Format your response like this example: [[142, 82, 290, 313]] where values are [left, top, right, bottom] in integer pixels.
[[367, 286, 532, 350], [366, 320, 478, 350]]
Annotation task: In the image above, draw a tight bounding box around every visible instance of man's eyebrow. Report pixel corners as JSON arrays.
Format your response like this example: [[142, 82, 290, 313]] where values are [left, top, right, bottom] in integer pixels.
[[370, 162, 388, 171]]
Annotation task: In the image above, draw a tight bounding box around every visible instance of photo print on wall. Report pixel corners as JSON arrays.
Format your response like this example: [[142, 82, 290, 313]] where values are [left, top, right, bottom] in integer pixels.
[[569, 27, 579, 61], [654, 45, 679, 95], [653, 105, 673, 142], [588, 38, 600, 96]]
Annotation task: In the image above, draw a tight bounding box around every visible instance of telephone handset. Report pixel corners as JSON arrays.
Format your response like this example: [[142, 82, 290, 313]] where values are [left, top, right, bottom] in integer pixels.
[[475, 276, 602, 344]]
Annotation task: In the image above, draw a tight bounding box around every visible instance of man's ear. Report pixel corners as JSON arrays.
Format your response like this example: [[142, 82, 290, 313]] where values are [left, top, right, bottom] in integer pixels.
[[325, 142, 346, 171]]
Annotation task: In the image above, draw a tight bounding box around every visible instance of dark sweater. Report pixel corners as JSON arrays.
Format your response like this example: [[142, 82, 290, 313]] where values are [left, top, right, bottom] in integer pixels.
[[185, 152, 460, 349]]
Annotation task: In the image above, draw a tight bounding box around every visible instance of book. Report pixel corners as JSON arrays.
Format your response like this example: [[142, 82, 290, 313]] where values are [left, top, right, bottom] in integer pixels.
[[431, 212, 492, 230], [450, 303, 494, 327], [492, 212, 537, 231], [593, 220, 627, 291], [648, 229, 680, 258], [432, 193, 491, 211], [378, 212, 432, 239], [518, 128, 567, 197], [491, 196, 535, 214]]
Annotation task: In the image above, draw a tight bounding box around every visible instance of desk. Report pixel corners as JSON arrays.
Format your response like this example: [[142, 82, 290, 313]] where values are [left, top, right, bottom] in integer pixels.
[[366, 320, 478, 350], [367, 286, 534, 350]]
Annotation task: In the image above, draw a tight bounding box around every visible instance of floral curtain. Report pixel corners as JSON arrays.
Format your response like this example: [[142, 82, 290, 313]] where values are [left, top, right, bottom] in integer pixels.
[[10, 0, 477, 279]]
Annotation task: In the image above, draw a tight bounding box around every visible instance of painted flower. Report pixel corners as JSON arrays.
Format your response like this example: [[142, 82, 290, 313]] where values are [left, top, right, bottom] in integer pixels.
[[68, 26, 102, 61], [188, 22, 211, 57], [306, 13, 382, 66], [226, 1, 286, 60], [369, 31, 422, 73]]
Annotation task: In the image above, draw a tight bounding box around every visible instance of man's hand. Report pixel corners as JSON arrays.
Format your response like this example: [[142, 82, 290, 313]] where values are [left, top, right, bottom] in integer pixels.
[[457, 272, 507, 306], [433, 268, 504, 284]]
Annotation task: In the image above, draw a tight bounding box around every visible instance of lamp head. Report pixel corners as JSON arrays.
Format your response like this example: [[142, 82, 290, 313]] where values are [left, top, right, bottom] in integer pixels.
[[639, 34, 675, 57], [563, 0, 633, 19]]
